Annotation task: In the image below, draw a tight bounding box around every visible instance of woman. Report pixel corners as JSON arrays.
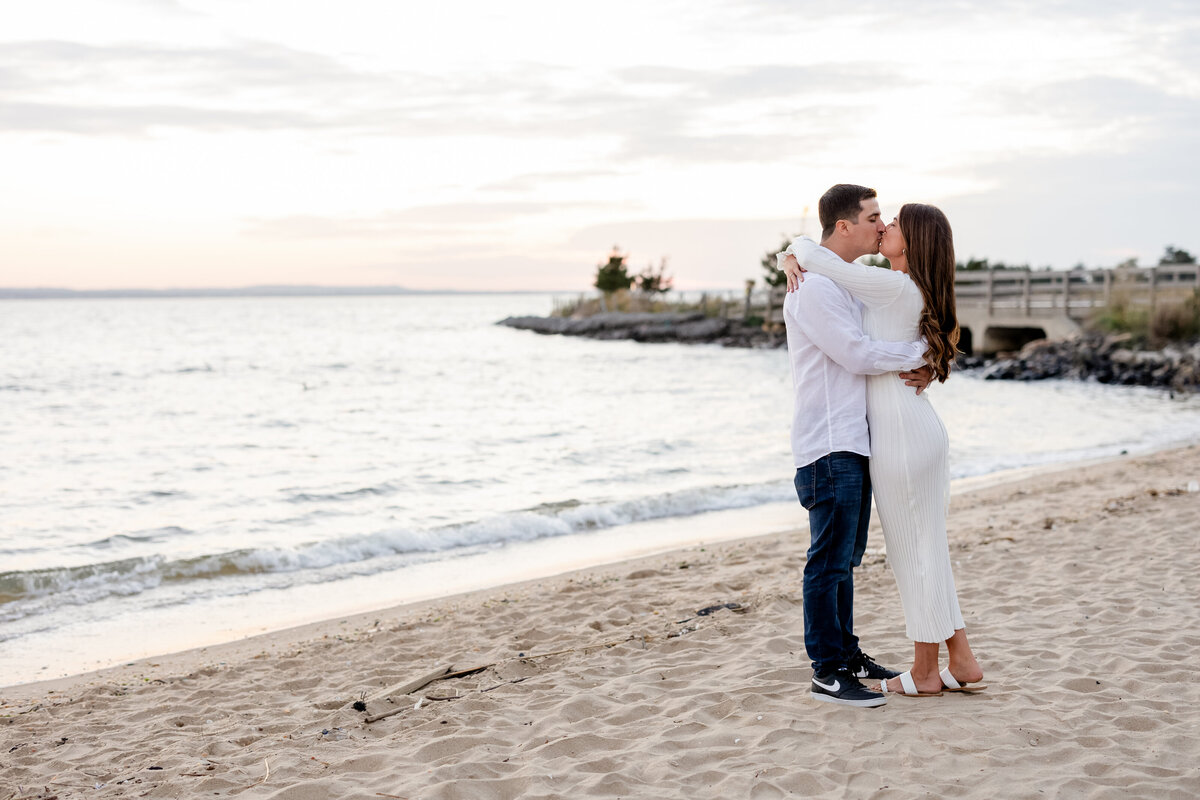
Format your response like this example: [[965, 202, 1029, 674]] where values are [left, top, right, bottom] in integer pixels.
[[782, 203, 985, 697]]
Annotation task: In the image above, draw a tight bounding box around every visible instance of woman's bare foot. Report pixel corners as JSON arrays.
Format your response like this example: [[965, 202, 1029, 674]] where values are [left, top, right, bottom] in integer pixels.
[[945, 657, 983, 685], [944, 629, 983, 684]]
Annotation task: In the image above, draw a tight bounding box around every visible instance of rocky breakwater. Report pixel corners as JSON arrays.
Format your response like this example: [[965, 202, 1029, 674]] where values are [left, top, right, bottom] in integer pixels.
[[498, 312, 779, 347], [979, 332, 1200, 394]]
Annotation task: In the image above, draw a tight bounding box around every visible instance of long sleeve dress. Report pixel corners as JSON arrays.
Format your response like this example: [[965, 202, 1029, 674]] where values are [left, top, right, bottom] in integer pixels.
[[786, 237, 965, 643]]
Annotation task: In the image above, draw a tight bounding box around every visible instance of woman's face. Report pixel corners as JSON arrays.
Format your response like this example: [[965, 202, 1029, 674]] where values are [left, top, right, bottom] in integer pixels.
[[879, 217, 907, 261]]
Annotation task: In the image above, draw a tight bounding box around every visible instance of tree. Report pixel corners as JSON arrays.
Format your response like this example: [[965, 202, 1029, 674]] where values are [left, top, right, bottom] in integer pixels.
[[862, 255, 891, 269], [760, 236, 796, 288], [636, 257, 673, 294], [594, 246, 634, 293], [1160, 246, 1196, 265]]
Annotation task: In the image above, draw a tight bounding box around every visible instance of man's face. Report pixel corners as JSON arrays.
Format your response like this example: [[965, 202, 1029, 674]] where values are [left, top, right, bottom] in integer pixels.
[[847, 198, 885, 257]]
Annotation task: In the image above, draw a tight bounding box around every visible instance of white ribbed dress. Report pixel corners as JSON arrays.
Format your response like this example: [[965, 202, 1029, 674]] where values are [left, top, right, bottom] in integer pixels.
[[789, 238, 966, 643]]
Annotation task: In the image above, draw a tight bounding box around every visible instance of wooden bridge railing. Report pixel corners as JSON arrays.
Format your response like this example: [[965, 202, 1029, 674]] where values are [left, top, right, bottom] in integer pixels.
[[954, 264, 1200, 319]]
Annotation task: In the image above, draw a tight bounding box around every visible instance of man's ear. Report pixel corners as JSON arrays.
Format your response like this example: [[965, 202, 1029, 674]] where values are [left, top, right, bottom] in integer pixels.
[[835, 219, 850, 237]]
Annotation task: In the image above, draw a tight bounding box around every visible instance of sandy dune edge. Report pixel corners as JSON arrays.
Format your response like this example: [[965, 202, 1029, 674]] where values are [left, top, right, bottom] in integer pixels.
[[4, 445, 1199, 799]]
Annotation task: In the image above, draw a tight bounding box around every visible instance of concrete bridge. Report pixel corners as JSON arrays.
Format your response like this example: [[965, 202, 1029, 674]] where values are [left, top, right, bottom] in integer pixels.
[[954, 264, 1198, 354], [764, 263, 1199, 356]]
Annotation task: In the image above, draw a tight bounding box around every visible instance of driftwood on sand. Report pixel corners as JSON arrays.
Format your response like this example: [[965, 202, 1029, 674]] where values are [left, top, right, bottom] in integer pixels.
[[356, 606, 750, 723]]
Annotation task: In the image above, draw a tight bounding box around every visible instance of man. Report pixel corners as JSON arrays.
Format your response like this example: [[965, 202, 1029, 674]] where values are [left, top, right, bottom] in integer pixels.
[[780, 184, 931, 708]]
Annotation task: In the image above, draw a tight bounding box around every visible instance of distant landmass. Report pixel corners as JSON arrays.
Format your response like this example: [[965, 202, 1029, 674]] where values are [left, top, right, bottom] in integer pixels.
[[0, 286, 554, 299]]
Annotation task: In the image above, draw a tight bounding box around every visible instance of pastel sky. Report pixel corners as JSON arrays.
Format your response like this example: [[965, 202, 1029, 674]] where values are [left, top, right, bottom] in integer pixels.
[[1, 0, 1197, 291]]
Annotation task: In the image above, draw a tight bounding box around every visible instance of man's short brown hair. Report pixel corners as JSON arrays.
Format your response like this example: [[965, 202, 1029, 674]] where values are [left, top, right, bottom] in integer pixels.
[[819, 184, 877, 239]]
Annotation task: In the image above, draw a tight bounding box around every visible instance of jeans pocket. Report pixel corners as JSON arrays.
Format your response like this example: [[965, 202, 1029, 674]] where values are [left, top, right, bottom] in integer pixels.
[[795, 464, 817, 510]]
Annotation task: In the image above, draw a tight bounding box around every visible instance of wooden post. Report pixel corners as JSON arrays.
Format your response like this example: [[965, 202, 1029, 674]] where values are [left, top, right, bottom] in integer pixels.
[[1021, 272, 1031, 317], [763, 290, 774, 332], [1148, 267, 1157, 315], [744, 281, 754, 321], [1103, 269, 1112, 309]]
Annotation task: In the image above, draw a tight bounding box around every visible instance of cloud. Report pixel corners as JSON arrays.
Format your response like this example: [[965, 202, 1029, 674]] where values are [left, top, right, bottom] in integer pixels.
[[618, 131, 824, 164], [0, 37, 886, 170], [0, 100, 320, 134], [480, 169, 622, 193], [937, 112, 1199, 268], [998, 76, 1194, 126], [242, 201, 608, 240], [743, 0, 1195, 21], [618, 63, 896, 99], [0, 39, 383, 95]]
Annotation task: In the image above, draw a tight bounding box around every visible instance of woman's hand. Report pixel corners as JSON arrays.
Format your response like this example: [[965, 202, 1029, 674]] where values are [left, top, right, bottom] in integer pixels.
[[781, 253, 806, 292], [899, 365, 934, 395]]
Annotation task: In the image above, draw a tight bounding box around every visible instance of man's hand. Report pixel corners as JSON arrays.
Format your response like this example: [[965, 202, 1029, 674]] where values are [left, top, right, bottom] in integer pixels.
[[899, 365, 934, 395], [782, 253, 806, 292]]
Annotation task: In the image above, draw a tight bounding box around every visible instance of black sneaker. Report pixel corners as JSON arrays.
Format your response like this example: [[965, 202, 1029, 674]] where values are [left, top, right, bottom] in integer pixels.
[[848, 651, 900, 681], [811, 669, 886, 708]]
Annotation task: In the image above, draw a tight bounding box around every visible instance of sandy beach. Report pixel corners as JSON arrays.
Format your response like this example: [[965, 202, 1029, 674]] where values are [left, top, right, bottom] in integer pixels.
[[4, 445, 1199, 799]]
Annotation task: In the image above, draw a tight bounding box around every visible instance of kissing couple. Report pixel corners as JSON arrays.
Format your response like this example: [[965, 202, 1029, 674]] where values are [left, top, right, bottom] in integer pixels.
[[779, 183, 987, 707]]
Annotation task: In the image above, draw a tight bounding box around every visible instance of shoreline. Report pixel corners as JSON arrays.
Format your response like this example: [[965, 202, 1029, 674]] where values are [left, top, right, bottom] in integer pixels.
[[4, 443, 1199, 798], [4, 442, 1188, 698], [6, 430, 1188, 690]]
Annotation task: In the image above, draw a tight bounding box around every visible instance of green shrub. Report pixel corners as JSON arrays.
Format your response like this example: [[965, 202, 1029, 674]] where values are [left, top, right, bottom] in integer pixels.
[[1150, 290, 1200, 344], [1089, 290, 1149, 344]]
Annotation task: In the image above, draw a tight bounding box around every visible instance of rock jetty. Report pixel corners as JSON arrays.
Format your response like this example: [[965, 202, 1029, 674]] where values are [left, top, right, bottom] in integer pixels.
[[498, 312, 779, 347], [980, 332, 1200, 394]]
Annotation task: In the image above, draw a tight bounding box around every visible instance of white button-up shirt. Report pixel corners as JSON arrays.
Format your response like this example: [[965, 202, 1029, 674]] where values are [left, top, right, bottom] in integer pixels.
[[784, 270, 926, 469]]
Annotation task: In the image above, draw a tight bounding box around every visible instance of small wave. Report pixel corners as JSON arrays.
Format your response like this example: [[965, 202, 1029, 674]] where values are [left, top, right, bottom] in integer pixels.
[[0, 481, 791, 622], [0, 556, 166, 610], [77, 527, 194, 549], [286, 483, 399, 503], [526, 499, 583, 513], [132, 490, 187, 504]]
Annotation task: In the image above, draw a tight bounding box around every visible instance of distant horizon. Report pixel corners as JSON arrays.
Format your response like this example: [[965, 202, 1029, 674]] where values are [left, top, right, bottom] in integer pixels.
[[0, 285, 578, 300], [0, 284, 758, 300], [5, 254, 1190, 300]]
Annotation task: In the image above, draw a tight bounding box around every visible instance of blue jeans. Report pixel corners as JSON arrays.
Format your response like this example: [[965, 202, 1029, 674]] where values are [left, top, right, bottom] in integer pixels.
[[795, 452, 871, 676]]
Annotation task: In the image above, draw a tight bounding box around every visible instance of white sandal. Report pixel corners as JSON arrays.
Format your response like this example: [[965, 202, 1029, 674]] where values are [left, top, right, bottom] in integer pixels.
[[880, 671, 942, 697], [939, 667, 987, 693]]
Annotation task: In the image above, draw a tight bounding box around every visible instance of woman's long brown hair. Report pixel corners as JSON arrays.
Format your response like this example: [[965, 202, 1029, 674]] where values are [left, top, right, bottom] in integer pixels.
[[898, 203, 959, 382]]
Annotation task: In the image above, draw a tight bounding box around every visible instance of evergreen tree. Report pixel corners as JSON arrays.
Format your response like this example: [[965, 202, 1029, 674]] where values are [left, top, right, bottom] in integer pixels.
[[594, 247, 634, 293]]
